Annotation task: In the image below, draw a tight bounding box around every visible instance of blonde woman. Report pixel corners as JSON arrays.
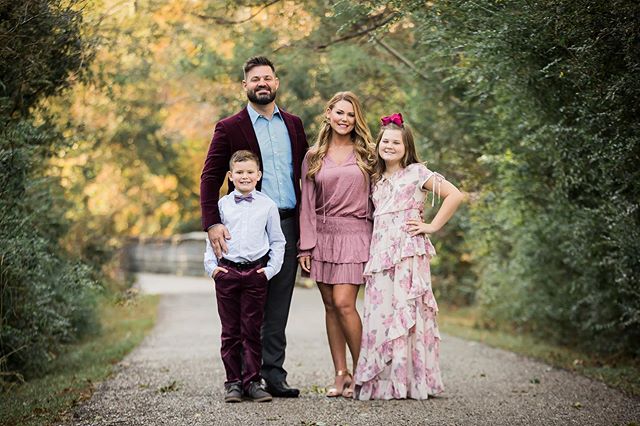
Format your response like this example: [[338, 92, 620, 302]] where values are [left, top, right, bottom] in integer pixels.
[[298, 91, 374, 398]]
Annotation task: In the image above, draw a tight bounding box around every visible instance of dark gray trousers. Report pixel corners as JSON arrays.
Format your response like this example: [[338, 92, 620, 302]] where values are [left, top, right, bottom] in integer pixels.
[[261, 216, 298, 384]]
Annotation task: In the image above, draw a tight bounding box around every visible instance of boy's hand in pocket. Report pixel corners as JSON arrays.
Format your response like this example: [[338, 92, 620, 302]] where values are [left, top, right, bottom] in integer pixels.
[[212, 267, 228, 279]]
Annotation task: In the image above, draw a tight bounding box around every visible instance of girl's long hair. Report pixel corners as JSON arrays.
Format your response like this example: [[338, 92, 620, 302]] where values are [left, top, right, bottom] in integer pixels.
[[306, 91, 374, 180], [371, 122, 421, 184]]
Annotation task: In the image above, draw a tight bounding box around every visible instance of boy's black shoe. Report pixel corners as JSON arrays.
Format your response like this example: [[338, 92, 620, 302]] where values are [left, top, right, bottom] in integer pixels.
[[224, 381, 242, 403], [245, 381, 272, 402]]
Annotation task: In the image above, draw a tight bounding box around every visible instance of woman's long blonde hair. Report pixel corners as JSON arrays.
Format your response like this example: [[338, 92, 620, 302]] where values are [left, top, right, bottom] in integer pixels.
[[306, 91, 375, 180]]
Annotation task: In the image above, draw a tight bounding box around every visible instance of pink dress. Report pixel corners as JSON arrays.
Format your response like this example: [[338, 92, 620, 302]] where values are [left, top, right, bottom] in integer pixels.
[[298, 150, 372, 285], [355, 163, 445, 400]]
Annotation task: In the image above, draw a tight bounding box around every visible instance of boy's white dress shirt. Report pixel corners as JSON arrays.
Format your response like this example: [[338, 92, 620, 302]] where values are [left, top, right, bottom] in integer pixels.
[[204, 189, 285, 280]]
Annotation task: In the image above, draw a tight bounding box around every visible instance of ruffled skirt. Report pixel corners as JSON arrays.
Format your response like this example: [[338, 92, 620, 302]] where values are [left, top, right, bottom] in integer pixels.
[[308, 216, 372, 285], [355, 254, 444, 400]]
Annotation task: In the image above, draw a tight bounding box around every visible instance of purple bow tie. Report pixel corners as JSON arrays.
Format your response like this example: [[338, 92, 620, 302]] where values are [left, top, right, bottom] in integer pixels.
[[234, 194, 254, 204]]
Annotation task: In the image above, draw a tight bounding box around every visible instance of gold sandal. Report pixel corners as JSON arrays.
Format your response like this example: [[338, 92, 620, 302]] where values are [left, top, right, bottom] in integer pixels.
[[342, 379, 355, 398], [326, 370, 352, 398]]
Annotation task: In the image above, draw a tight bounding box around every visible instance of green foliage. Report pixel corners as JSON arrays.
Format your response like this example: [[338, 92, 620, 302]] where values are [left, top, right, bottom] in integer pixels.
[[0, 114, 100, 378], [1, 295, 158, 426], [3, 0, 634, 380], [0, 0, 100, 379], [430, 205, 475, 306], [0, 0, 89, 117], [393, 0, 640, 355]]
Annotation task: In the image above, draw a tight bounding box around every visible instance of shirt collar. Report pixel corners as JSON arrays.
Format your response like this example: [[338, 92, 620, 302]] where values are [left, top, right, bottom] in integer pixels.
[[247, 103, 281, 125]]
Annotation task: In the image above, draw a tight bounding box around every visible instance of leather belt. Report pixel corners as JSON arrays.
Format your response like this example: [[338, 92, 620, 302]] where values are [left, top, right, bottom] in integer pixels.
[[219, 254, 269, 271]]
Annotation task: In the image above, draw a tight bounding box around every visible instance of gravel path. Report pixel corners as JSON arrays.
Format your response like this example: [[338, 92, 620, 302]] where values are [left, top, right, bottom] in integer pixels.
[[66, 273, 640, 425]]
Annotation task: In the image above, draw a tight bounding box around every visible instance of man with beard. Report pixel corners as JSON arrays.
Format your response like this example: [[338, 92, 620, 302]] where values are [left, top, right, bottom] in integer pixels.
[[201, 56, 308, 398]]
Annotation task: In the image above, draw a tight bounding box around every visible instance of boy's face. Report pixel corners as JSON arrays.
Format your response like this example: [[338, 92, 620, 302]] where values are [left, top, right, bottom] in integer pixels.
[[228, 160, 261, 195]]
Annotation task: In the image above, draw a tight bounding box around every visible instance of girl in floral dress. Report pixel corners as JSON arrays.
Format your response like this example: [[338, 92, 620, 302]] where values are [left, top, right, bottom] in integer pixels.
[[354, 113, 464, 400]]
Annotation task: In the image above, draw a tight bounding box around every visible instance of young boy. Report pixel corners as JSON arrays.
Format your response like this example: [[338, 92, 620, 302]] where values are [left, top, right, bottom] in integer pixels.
[[204, 150, 285, 403]]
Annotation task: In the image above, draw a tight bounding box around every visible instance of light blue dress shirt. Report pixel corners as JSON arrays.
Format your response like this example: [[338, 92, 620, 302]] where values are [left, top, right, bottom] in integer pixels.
[[247, 103, 296, 209], [204, 189, 285, 280]]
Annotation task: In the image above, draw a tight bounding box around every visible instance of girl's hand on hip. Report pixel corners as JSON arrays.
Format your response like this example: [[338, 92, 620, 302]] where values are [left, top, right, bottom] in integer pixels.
[[299, 255, 311, 273], [406, 219, 438, 236]]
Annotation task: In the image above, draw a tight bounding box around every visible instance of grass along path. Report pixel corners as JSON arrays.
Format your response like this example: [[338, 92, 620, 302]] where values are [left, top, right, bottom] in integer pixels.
[[438, 303, 640, 397], [1, 294, 159, 426]]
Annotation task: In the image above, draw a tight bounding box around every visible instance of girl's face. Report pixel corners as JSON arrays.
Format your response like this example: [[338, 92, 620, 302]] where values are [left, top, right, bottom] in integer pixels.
[[326, 100, 356, 136], [378, 129, 405, 166]]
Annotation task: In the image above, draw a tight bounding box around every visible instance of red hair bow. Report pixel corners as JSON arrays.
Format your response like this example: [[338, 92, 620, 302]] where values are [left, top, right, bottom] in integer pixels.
[[380, 113, 403, 126]]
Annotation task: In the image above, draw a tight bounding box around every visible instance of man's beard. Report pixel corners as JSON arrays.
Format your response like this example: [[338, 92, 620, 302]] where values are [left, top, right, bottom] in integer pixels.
[[247, 87, 277, 105]]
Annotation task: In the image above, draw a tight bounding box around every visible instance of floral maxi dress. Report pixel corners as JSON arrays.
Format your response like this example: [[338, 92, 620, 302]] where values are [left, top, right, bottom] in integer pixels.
[[354, 163, 445, 400]]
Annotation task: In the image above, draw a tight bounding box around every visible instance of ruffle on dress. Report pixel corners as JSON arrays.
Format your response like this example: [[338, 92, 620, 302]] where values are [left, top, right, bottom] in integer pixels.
[[364, 210, 436, 275], [313, 216, 372, 263], [356, 307, 443, 400], [309, 259, 367, 285], [355, 255, 443, 399], [303, 216, 372, 285]]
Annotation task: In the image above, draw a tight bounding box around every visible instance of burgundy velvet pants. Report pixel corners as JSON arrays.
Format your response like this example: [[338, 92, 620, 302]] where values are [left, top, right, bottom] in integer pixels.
[[214, 264, 268, 390]]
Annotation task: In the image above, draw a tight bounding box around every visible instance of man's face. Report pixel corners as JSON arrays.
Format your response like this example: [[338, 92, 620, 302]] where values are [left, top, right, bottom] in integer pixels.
[[242, 65, 279, 105]]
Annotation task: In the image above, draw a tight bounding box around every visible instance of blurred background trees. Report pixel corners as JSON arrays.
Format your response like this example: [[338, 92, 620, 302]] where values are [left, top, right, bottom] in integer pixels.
[[1, 0, 99, 377], [2, 0, 638, 379]]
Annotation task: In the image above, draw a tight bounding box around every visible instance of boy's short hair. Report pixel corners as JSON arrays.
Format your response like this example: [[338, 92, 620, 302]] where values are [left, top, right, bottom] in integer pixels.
[[229, 150, 261, 170]]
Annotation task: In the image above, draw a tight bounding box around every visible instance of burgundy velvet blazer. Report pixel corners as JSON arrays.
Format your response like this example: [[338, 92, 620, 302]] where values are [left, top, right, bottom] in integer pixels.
[[200, 106, 308, 230]]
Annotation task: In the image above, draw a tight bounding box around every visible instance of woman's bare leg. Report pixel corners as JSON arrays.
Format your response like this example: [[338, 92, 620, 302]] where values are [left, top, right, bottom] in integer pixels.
[[331, 284, 362, 372], [317, 282, 350, 394]]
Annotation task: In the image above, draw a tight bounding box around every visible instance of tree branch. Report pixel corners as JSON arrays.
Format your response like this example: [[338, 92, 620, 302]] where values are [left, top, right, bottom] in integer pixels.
[[193, 0, 281, 25], [314, 11, 398, 50], [373, 36, 430, 81]]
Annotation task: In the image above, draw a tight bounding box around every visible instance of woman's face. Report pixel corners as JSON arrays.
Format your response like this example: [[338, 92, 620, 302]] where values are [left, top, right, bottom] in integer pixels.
[[378, 128, 405, 165], [326, 100, 356, 137]]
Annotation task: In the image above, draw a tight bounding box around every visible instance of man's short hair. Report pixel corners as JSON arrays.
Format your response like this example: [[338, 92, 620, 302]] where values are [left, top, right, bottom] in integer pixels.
[[229, 150, 261, 169], [243, 56, 275, 77]]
